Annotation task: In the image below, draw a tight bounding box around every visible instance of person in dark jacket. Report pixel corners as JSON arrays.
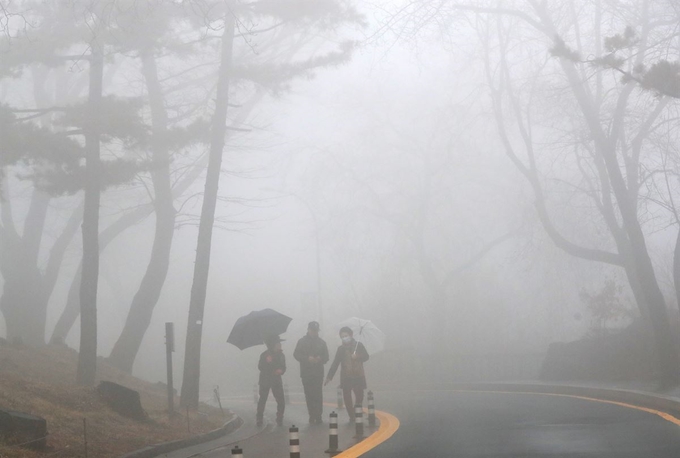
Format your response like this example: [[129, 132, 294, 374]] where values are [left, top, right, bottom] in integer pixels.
[[293, 321, 329, 424], [256, 335, 286, 426], [325, 326, 369, 422]]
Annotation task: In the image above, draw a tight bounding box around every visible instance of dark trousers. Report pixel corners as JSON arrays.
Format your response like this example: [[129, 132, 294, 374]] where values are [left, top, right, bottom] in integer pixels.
[[256, 382, 285, 421], [302, 376, 324, 420], [343, 386, 364, 420]]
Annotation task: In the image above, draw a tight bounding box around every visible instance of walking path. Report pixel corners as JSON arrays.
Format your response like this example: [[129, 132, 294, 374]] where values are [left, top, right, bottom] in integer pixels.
[[152, 392, 398, 458]]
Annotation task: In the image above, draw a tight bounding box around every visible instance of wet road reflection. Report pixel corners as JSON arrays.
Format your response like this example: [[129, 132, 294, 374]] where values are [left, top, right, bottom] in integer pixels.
[[363, 390, 680, 457]]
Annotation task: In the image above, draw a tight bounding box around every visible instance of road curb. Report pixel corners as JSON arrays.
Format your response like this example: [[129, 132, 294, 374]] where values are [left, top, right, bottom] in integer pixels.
[[450, 382, 680, 417], [119, 413, 244, 458]]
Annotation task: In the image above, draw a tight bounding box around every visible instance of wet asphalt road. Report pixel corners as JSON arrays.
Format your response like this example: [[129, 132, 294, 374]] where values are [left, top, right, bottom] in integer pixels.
[[364, 389, 680, 458]]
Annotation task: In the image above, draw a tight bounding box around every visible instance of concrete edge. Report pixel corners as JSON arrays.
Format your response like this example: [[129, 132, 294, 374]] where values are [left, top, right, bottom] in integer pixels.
[[119, 413, 244, 458]]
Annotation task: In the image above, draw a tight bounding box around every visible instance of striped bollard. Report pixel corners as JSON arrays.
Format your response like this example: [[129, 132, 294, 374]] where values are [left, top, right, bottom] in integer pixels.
[[253, 384, 258, 404], [285, 383, 290, 403], [367, 391, 376, 427], [289, 425, 300, 458], [336, 387, 344, 409], [232, 445, 243, 458], [354, 404, 364, 440], [324, 411, 342, 456]]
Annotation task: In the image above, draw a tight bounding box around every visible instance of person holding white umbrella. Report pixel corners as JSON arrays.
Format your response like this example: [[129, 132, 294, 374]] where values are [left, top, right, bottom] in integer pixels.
[[324, 326, 369, 422]]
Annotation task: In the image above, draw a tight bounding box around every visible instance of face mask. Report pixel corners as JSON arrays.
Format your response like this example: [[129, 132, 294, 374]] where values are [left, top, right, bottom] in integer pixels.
[[341, 336, 352, 344]]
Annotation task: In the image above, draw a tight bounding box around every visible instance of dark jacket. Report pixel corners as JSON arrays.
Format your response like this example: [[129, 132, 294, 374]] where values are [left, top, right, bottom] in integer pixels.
[[258, 349, 286, 386], [293, 334, 329, 379], [327, 340, 369, 390]]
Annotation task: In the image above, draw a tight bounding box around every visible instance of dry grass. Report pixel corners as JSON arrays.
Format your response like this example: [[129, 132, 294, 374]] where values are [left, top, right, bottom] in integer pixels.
[[0, 343, 230, 458]]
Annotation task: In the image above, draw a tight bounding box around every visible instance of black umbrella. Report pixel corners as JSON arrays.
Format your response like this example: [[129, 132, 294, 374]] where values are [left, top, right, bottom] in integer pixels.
[[227, 308, 292, 350]]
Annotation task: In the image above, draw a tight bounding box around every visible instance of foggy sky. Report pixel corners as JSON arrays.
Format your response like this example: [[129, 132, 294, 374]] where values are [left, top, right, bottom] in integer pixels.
[[1, 0, 668, 396]]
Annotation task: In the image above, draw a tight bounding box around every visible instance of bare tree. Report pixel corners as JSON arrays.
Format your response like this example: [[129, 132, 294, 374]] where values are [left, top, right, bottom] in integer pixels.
[[477, 0, 680, 381], [378, 0, 680, 380]]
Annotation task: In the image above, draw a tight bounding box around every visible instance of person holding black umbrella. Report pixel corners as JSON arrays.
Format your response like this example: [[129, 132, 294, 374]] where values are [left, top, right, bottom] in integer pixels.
[[293, 321, 329, 424], [256, 335, 286, 426]]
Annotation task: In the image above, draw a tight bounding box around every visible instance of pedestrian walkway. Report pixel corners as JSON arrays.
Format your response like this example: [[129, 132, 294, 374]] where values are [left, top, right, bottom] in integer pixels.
[[158, 391, 399, 458]]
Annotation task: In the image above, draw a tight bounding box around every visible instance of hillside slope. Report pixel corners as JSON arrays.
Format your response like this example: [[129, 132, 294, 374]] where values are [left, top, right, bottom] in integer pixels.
[[0, 343, 228, 457]]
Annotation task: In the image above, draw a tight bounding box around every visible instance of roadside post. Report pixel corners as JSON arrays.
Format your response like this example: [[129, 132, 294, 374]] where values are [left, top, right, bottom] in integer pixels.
[[325, 411, 342, 456], [367, 391, 376, 427], [289, 425, 300, 458], [354, 404, 364, 440]]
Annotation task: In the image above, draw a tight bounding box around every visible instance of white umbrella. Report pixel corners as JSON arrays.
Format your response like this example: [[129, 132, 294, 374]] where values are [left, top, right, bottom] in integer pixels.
[[337, 317, 386, 355]]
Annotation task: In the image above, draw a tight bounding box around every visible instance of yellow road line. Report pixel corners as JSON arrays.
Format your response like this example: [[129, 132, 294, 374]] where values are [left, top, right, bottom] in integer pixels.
[[281, 400, 402, 456], [320, 400, 400, 456], [325, 388, 680, 456], [333, 410, 400, 458], [450, 389, 680, 426], [220, 387, 680, 456]]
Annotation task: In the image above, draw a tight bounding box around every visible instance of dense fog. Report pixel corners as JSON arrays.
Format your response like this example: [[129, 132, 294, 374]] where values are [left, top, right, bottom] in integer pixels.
[[1, 0, 679, 398]]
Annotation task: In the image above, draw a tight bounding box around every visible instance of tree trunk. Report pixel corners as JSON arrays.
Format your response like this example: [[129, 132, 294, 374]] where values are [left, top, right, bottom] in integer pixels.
[[631, 242, 678, 382], [535, 0, 679, 383], [0, 68, 82, 347], [50, 264, 82, 345], [107, 50, 176, 373], [0, 190, 50, 346], [591, 100, 679, 382], [50, 205, 155, 344], [50, 86, 262, 346], [77, 46, 103, 386], [180, 16, 235, 409], [672, 227, 680, 323], [0, 266, 47, 346]]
